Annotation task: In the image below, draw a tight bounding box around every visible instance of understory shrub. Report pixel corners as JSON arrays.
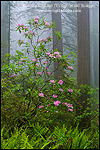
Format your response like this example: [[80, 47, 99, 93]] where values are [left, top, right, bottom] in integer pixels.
[[1, 16, 99, 147]]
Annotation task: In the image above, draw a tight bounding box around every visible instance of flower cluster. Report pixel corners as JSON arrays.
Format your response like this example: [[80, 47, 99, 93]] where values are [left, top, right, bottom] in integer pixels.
[[10, 74, 17, 78]]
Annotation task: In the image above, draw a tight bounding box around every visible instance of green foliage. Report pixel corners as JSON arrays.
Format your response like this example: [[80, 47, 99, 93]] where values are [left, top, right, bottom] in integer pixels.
[[1, 16, 99, 149], [1, 123, 99, 149]]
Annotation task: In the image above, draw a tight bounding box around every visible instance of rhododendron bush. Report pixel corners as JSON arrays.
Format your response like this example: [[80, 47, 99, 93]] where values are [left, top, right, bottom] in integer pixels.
[[1, 16, 80, 129]]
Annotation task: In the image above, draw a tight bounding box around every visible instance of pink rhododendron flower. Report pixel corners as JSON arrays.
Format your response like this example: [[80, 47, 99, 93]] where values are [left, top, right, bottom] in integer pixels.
[[34, 19, 38, 23], [55, 111, 58, 113], [42, 39, 47, 42], [68, 108, 73, 112], [40, 50, 42, 52], [65, 103, 68, 106], [39, 105, 44, 109], [56, 55, 61, 58], [62, 102, 65, 104], [36, 63, 39, 67], [46, 52, 50, 55], [10, 74, 17, 77], [49, 54, 54, 57], [54, 100, 61, 106], [45, 22, 50, 26], [37, 72, 42, 75], [54, 101, 59, 106], [20, 58, 25, 61], [32, 59, 37, 62], [68, 104, 73, 108], [18, 62, 23, 64], [47, 104, 50, 106], [58, 80, 63, 85], [68, 66, 73, 70], [46, 67, 48, 70], [24, 32, 28, 35], [54, 51, 59, 55], [23, 27, 27, 29], [50, 80, 55, 83], [17, 24, 20, 27], [53, 94, 57, 98], [47, 111, 49, 112], [59, 88, 63, 92], [43, 61, 47, 64], [33, 32, 35, 35], [56, 100, 61, 104], [39, 93, 44, 97], [47, 36, 51, 39], [35, 16, 39, 20], [68, 89, 73, 92], [46, 71, 50, 75], [37, 39, 41, 42], [20, 40, 23, 43], [28, 31, 31, 33], [20, 24, 24, 26]]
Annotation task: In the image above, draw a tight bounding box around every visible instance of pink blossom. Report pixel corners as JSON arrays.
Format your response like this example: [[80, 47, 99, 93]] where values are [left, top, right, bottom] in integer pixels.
[[59, 88, 63, 92], [32, 59, 37, 62], [39, 93, 44, 97], [36, 63, 39, 67], [47, 36, 51, 39], [28, 31, 31, 33], [35, 16, 39, 20], [37, 39, 41, 42], [34, 19, 38, 23], [47, 111, 49, 112], [39, 105, 44, 109], [54, 51, 59, 55], [46, 67, 48, 70], [49, 54, 54, 57], [68, 108, 73, 112], [53, 94, 57, 98], [37, 72, 42, 75], [55, 111, 58, 113], [68, 104, 73, 108], [43, 61, 47, 64], [45, 22, 50, 26], [20, 40, 23, 43], [54, 100, 61, 106], [20, 58, 24, 61], [46, 71, 50, 75], [33, 32, 35, 35], [24, 32, 28, 35], [68, 66, 73, 70], [10, 74, 17, 78], [50, 80, 55, 83], [65, 103, 69, 106], [62, 102, 65, 104], [46, 52, 50, 55], [47, 104, 50, 106], [20, 24, 24, 26], [23, 27, 27, 29], [42, 39, 47, 42], [18, 62, 23, 64], [17, 24, 21, 27], [68, 89, 73, 92], [56, 100, 61, 104], [54, 101, 59, 106], [56, 55, 61, 58], [40, 50, 42, 52], [58, 80, 63, 85]]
